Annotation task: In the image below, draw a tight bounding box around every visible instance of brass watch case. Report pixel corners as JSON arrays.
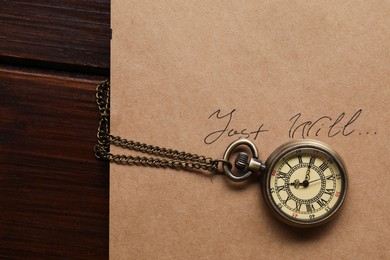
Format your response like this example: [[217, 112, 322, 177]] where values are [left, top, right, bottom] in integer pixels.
[[261, 139, 348, 228]]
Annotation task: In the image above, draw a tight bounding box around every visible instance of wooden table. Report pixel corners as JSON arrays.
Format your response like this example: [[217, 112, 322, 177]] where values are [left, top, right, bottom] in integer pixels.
[[0, 1, 110, 258]]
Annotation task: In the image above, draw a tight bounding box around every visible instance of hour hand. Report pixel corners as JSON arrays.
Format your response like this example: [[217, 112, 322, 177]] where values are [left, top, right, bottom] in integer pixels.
[[290, 179, 306, 189], [290, 179, 310, 188]]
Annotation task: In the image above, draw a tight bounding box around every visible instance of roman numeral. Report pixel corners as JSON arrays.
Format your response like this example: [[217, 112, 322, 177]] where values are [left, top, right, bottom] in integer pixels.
[[276, 185, 284, 192], [306, 204, 314, 212], [277, 171, 287, 179], [309, 156, 316, 166], [326, 174, 335, 181], [297, 154, 303, 164], [317, 198, 327, 207], [324, 188, 335, 196], [295, 202, 302, 211], [284, 195, 291, 203], [283, 159, 293, 169], [319, 162, 328, 171]]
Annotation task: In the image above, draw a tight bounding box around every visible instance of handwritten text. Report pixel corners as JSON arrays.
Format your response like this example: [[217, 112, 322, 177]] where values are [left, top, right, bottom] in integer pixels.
[[203, 109, 367, 144], [203, 109, 268, 144]]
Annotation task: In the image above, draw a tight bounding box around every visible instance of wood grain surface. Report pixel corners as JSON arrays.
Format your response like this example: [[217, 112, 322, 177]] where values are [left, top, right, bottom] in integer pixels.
[[0, 0, 110, 70], [0, 67, 109, 259], [0, 1, 110, 259]]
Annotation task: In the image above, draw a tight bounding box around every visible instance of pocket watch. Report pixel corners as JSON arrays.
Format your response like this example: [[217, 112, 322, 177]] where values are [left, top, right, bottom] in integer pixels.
[[95, 80, 348, 228], [222, 139, 348, 228]]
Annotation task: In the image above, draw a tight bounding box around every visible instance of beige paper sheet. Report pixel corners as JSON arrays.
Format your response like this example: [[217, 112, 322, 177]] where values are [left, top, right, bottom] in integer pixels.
[[111, 1, 390, 259]]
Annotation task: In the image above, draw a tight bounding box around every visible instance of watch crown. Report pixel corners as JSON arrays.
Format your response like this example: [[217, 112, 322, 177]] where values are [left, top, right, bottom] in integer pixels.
[[235, 152, 249, 170]]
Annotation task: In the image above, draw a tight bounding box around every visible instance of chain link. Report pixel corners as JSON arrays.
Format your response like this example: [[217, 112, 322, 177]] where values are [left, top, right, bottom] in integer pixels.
[[94, 80, 223, 172]]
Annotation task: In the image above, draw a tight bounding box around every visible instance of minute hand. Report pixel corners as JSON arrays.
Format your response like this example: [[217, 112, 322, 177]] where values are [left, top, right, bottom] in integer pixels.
[[308, 178, 321, 184]]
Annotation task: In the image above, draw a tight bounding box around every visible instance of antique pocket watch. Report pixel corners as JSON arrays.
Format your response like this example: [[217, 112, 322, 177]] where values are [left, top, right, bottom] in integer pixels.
[[95, 80, 348, 228], [223, 139, 348, 228]]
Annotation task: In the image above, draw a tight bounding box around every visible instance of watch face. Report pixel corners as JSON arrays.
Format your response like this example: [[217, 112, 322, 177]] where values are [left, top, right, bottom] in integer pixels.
[[263, 140, 348, 228]]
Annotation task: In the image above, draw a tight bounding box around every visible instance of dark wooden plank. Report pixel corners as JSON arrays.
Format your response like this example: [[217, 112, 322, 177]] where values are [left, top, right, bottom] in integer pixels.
[[0, 0, 110, 70], [0, 66, 109, 259]]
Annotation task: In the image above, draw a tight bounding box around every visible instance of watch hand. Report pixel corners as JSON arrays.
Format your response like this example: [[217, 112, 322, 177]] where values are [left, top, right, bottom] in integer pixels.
[[290, 179, 301, 189], [290, 179, 309, 188], [290, 178, 321, 189], [308, 178, 321, 184]]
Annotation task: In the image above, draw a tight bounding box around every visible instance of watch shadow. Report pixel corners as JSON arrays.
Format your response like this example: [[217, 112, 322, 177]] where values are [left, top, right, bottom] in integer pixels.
[[183, 161, 340, 241], [261, 203, 341, 242]]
